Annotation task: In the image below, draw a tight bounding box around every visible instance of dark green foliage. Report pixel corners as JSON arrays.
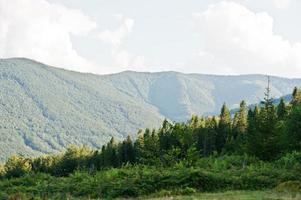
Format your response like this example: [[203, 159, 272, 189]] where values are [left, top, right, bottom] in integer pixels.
[[102, 137, 119, 168], [118, 135, 135, 165], [276, 151, 301, 170], [285, 105, 301, 151], [228, 101, 248, 153], [0, 155, 300, 199], [277, 98, 287, 120], [246, 106, 261, 156], [2, 87, 301, 178], [51, 146, 92, 176], [257, 87, 279, 160], [216, 103, 231, 154], [246, 84, 282, 160], [201, 117, 218, 156]]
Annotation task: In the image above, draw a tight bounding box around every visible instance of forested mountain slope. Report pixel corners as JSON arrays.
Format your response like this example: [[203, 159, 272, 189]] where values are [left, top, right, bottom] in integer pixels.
[[0, 57, 301, 161]]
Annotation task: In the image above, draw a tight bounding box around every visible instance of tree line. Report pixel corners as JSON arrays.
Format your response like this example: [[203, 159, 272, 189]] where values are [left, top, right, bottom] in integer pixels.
[[1, 87, 301, 178]]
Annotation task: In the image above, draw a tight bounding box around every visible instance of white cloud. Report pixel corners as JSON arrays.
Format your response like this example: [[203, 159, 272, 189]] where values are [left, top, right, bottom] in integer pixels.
[[0, 0, 100, 73], [98, 15, 134, 47], [110, 49, 147, 71], [0, 0, 145, 74], [192, 1, 301, 77], [273, 0, 291, 9], [96, 15, 148, 73]]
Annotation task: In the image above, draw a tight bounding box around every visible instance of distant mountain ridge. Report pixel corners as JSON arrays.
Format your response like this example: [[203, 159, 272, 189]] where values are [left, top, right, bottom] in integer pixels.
[[0, 57, 300, 161]]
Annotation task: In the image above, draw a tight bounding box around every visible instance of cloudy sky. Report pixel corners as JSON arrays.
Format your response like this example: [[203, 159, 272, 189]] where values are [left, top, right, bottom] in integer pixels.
[[1, 0, 301, 77]]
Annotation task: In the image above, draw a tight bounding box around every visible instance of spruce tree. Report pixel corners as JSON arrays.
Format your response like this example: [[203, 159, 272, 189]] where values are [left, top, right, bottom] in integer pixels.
[[216, 103, 231, 153], [230, 101, 248, 153], [285, 97, 301, 151], [158, 120, 173, 151], [257, 77, 279, 160], [201, 117, 218, 156], [134, 129, 144, 163], [119, 135, 135, 164], [277, 98, 287, 119], [291, 87, 301, 106], [103, 137, 118, 168], [246, 106, 261, 156], [234, 100, 248, 135]]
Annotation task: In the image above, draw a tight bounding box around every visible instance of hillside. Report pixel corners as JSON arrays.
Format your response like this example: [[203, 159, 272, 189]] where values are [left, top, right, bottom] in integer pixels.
[[0, 58, 301, 161]]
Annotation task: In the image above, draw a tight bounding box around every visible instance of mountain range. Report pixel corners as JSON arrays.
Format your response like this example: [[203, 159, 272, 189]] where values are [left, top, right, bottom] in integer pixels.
[[0, 58, 300, 161]]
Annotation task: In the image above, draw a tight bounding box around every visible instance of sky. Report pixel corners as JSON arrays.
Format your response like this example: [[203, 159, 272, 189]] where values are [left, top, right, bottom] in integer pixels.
[[0, 0, 301, 77]]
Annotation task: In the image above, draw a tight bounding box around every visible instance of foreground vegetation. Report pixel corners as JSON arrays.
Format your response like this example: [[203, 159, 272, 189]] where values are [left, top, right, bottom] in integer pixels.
[[0, 154, 301, 199], [0, 86, 301, 199]]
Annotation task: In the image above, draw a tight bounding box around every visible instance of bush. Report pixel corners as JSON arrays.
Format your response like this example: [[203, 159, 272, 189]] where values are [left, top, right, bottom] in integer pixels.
[[276, 151, 301, 169], [0, 155, 301, 198], [51, 146, 92, 176], [195, 155, 259, 171], [4, 156, 32, 178], [275, 181, 301, 194], [7, 193, 27, 200], [180, 187, 197, 195]]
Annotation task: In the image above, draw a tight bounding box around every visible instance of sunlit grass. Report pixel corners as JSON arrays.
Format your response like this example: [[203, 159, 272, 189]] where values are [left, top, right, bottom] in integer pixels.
[[144, 190, 301, 200]]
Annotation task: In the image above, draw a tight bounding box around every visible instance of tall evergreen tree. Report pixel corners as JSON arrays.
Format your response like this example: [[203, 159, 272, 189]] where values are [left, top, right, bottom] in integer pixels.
[[200, 117, 218, 156], [257, 77, 279, 160], [285, 105, 301, 151], [233, 100, 248, 136], [230, 100, 248, 153], [103, 137, 119, 168], [284, 88, 301, 152], [134, 129, 144, 163], [229, 100, 248, 153], [277, 98, 287, 120], [246, 106, 261, 156], [216, 103, 231, 153], [158, 120, 173, 151], [291, 87, 301, 106], [118, 135, 135, 164]]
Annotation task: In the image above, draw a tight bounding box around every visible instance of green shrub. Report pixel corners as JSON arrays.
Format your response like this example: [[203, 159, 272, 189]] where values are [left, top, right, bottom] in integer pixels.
[[195, 155, 260, 171], [0, 158, 300, 199], [275, 181, 301, 193], [4, 156, 32, 178], [277, 151, 301, 169], [181, 187, 197, 195]]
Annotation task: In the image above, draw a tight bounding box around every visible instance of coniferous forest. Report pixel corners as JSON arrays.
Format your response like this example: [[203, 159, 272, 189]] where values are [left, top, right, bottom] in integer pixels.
[[1, 87, 301, 199]]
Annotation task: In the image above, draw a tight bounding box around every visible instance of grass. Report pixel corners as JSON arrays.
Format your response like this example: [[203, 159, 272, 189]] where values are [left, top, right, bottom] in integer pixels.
[[143, 190, 301, 200], [6, 190, 299, 200]]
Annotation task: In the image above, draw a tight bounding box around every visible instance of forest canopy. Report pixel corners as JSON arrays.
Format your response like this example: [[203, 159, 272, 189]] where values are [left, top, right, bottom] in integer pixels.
[[1, 86, 301, 177]]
